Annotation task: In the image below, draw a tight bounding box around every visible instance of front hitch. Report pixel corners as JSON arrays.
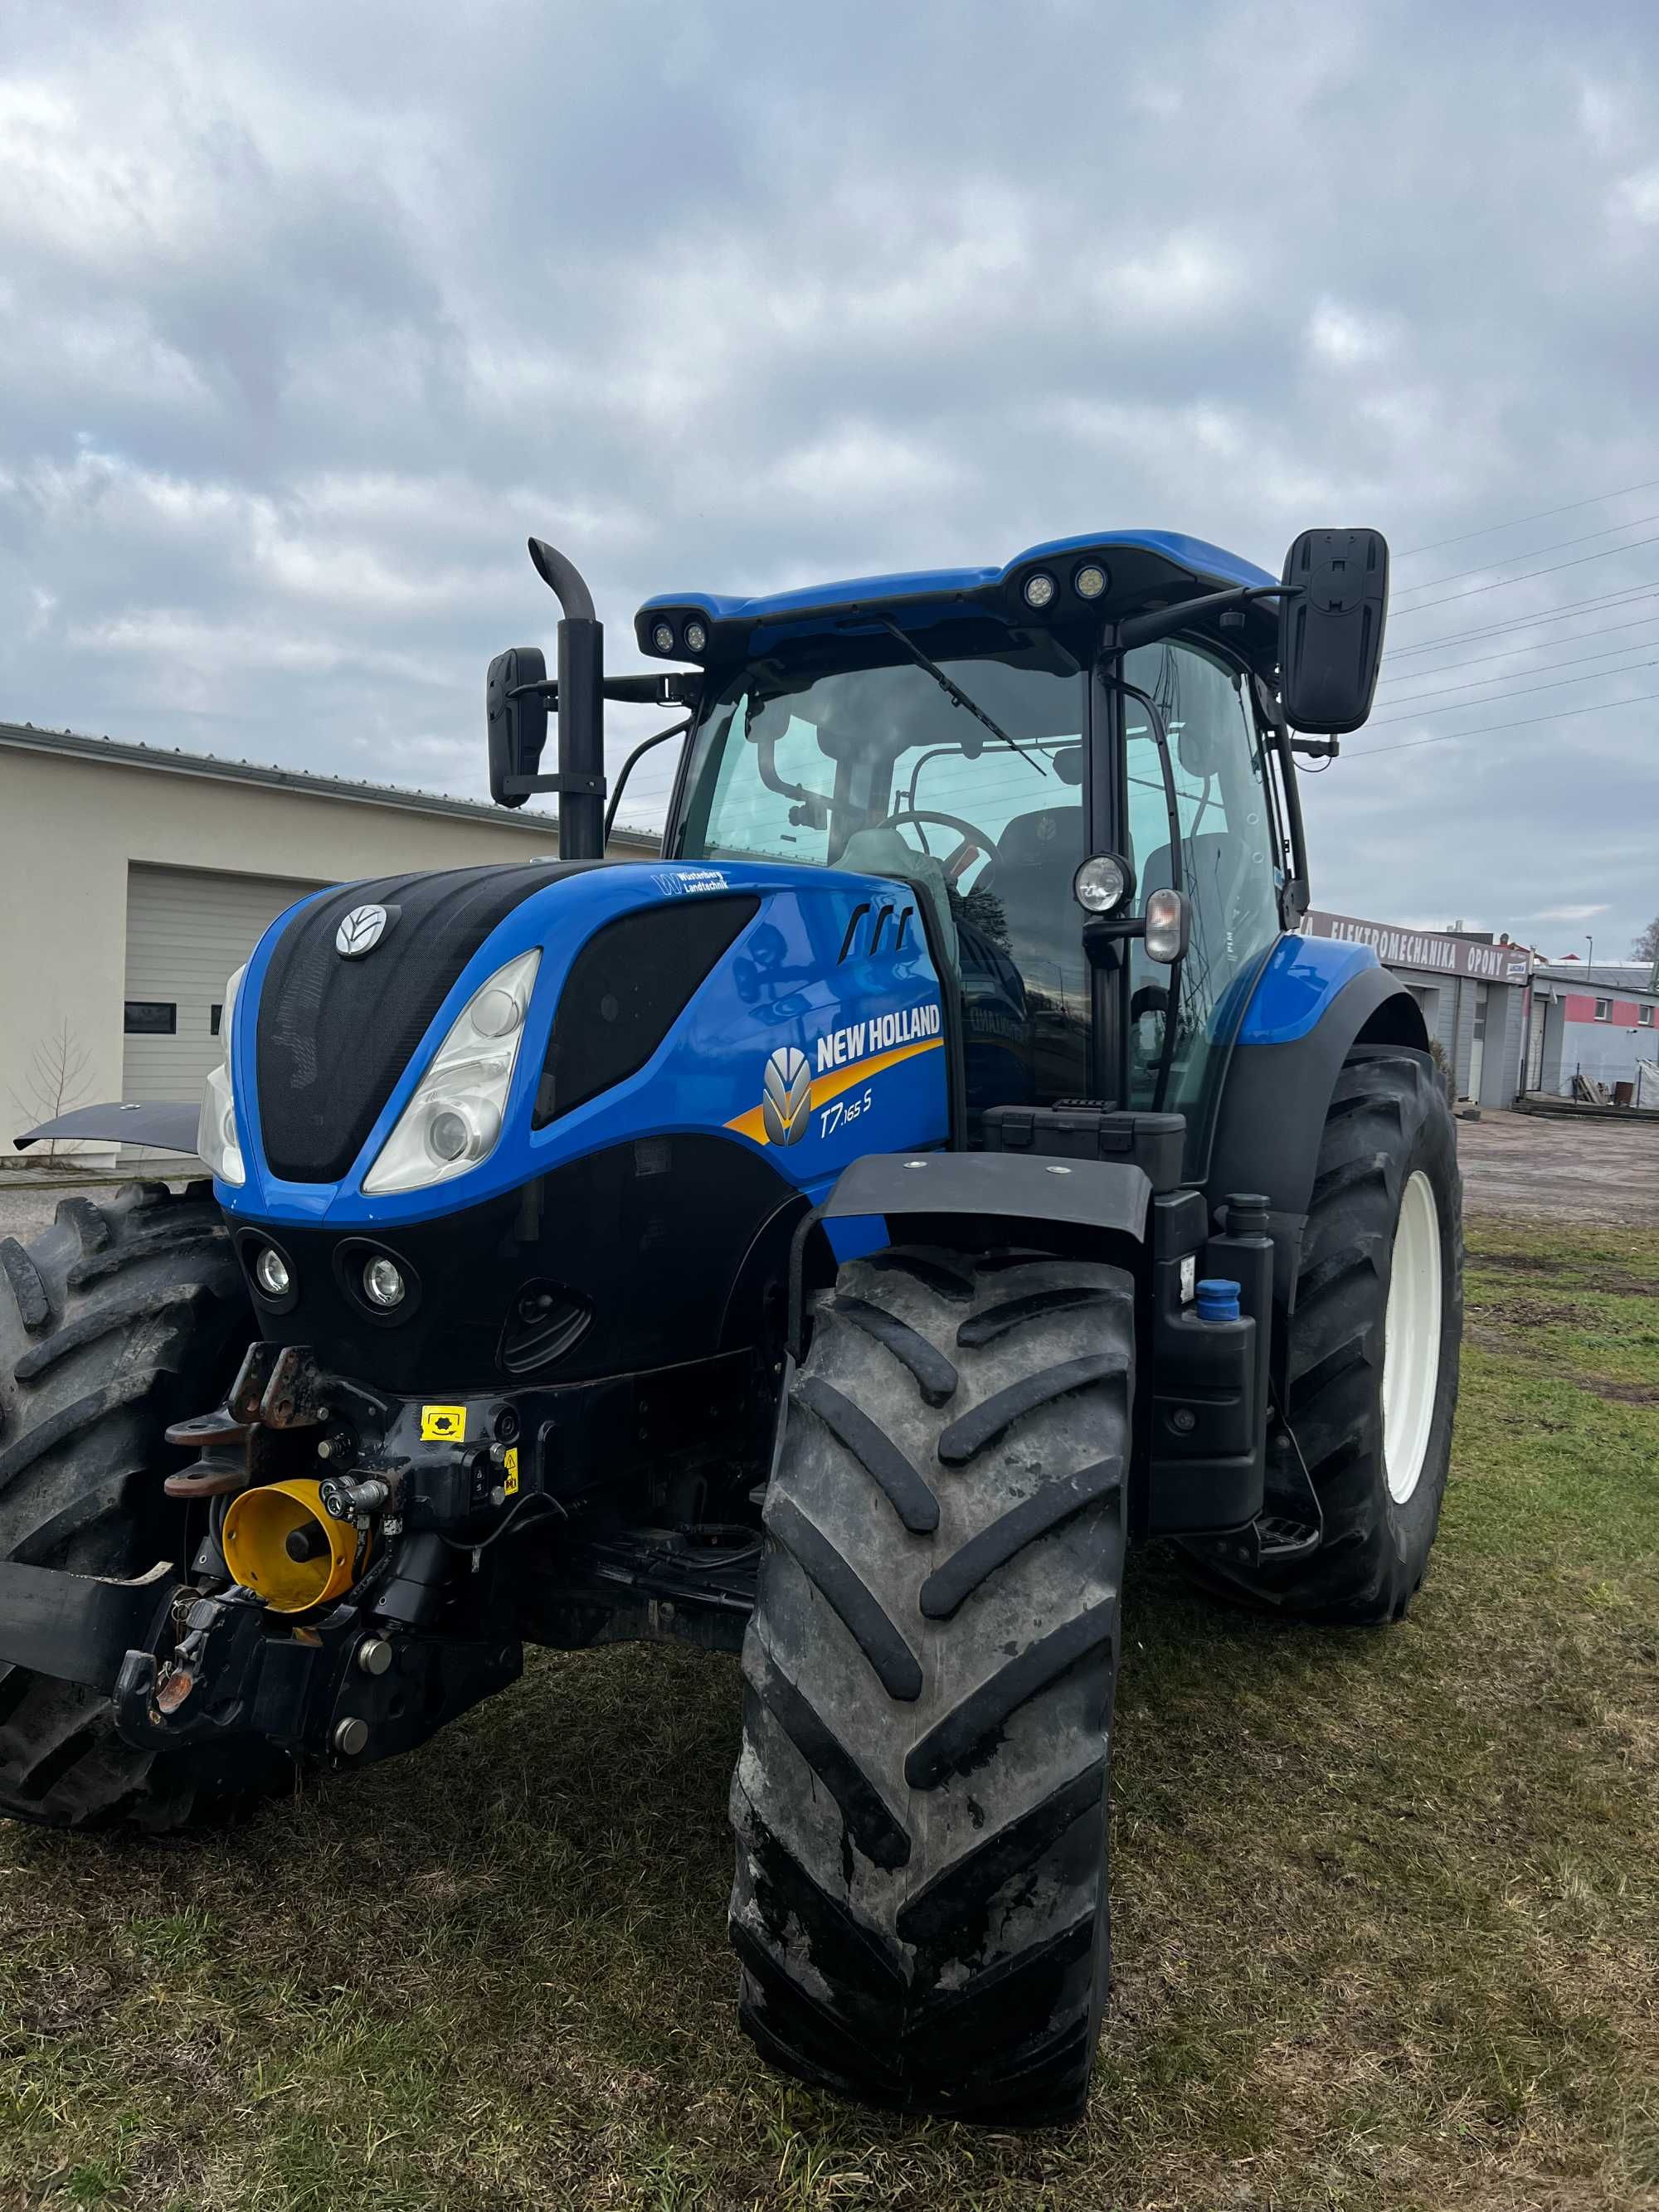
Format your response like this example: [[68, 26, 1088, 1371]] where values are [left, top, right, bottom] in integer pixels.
[[111, 1585, 521, 1772]]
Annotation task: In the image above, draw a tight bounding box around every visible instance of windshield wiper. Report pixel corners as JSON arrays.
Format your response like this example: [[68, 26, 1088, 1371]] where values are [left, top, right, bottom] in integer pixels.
[[877, 620, 1046, 778]]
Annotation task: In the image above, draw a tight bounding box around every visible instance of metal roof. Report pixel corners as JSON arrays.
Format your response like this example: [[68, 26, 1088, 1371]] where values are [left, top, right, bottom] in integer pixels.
[[0, 720, 658, 847], [1535, 959, 1659, 996]]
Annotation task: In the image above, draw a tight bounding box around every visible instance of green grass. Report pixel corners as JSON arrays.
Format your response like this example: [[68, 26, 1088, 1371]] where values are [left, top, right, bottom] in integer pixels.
[[2, 1217, 1655, 2210]]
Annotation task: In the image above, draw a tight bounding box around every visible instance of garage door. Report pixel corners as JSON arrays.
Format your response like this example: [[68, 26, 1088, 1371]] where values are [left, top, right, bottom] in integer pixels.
[[121, 865, 326, 1147]]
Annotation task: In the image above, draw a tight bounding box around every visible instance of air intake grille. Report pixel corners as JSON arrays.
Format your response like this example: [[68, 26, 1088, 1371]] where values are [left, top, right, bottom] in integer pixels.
[[256, 863, 603, 1184], [534, 894, 759, 1123]]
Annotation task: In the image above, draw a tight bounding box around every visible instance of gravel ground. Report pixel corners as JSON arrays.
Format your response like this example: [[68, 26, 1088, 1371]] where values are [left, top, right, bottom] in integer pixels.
[[1, 1103, 1652, 1248], [1452, 1103, 1659, 1223]]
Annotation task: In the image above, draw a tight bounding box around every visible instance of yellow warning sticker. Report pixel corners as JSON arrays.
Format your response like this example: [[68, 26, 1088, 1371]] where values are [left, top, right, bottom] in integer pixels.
[[502, 1446, 519, 1497], [420, 1404, 467, 1442]]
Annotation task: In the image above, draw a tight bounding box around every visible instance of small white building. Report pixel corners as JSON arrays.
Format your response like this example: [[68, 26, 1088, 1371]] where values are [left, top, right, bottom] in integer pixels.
[[1525, 961, 1659, 1101], [0, 722, 653, 1163]]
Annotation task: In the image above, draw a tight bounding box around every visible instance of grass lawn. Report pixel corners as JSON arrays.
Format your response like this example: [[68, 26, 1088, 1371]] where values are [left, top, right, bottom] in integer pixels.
[[0, 1215, 1654, 2211]]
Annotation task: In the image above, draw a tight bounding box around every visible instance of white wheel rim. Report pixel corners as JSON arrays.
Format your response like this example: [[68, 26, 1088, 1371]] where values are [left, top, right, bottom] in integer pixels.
[[1382, 1169, 1443, 1505]]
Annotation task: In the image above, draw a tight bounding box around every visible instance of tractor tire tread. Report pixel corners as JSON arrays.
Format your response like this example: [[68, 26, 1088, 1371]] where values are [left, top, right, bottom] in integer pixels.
[[732, 1246, 1131, 2122], [790, 1374, 940, 1534], [0, 1240, 52, 1335], [763, 1493, 922, 1701]]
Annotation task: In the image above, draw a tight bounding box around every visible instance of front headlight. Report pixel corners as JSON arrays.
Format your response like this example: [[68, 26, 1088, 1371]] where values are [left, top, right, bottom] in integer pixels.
[[197, 965, 247, 1186], [361, 949, 540, 1196]]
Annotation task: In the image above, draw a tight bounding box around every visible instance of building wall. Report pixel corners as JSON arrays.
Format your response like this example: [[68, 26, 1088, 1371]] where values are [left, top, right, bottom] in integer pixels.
[[1396, 969, 1525, 1104], [1483, 983, 1528, 1109], [1554, 1009, 1659, 1094], [0, 746, 586, 1156]]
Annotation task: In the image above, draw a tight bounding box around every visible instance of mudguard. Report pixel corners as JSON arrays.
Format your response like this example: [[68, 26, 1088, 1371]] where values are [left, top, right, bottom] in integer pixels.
[[822, 1149, 1151, 1247], [1204, 933, 1430, 1307], [14, 1101, 202, 1155], [0, 1561, 178, 1692], [793, 1146, 1153, 1360]]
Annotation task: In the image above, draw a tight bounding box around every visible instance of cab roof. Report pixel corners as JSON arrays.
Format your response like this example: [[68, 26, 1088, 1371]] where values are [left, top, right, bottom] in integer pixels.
[[635, 530, 1277, 664]]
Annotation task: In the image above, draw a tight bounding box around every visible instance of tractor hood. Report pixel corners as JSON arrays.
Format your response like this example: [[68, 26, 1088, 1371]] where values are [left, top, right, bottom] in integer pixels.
[[219, 856, 951, 1232]]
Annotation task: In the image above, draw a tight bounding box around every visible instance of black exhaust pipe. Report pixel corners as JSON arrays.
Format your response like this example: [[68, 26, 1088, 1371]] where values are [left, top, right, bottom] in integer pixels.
[[528, 537, 606, 862]]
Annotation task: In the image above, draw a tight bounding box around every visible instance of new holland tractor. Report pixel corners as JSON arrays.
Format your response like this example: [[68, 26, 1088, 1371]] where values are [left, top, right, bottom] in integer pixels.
[[4, 525, 1461, 2124]]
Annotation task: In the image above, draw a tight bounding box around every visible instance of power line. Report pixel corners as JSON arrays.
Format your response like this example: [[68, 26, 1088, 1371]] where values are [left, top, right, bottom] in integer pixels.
[[1396, 474, 1659, 558], [1391, 509, 1659, 599], [1374, 634, 1659, 707], [1345, 688, 1659, 760], [1389, 535, 1659, 618], [1374, 610, 1659, 686], [1384, 581, 1659, 655], [1365, 659, 1659, 729]]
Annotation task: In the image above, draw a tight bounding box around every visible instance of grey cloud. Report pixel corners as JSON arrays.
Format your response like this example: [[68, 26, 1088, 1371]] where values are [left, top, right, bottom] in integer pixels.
[[0, 0, 1656, 941]]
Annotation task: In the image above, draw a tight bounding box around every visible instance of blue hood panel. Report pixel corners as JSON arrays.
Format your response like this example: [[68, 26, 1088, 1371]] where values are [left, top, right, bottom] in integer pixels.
[[221, 859, 950, 1231]]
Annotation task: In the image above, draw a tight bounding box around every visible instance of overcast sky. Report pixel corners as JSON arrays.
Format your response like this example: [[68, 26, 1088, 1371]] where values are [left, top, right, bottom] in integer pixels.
[[2, 0, 1656, 957]]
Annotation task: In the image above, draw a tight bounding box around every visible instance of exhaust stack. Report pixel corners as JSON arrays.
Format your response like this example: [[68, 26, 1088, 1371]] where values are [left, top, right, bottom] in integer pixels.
[[484, 538, 608, 859]]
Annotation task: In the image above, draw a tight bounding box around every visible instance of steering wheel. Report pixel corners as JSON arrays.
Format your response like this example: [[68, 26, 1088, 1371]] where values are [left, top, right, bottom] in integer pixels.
[[878, 809, 993, 887]]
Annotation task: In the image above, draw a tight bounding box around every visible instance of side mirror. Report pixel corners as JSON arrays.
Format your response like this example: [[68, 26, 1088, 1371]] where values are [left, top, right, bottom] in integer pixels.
[[1278, 528, 1389, 734], [486, 646, 549, 809]]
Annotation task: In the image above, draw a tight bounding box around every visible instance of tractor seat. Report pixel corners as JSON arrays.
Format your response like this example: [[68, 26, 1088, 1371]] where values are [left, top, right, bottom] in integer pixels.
[[983, 805, 1087, 1002]]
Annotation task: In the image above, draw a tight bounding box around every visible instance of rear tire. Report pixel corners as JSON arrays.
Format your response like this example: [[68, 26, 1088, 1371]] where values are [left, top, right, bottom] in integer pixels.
[[730, 1247, 1132, 2124], [0, 1182, 258, 1829], [1186, 1045, 1463, 1625]]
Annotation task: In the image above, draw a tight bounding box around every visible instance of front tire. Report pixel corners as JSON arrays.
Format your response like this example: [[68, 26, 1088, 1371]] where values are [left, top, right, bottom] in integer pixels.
[[0, 1183, 257, 1829], [1190, 1045, 1463, 1624], [730, 1247, 1132, 2125]]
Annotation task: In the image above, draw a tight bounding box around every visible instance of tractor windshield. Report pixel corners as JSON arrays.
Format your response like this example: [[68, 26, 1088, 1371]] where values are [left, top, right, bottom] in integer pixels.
[[670, 637, 1093, 1107], [670, 628, 1287, 1143]]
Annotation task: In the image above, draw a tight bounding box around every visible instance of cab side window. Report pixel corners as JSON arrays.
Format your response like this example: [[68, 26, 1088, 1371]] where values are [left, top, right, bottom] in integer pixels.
[[679, 696, 832, 866], [1122, 641, 1282, 1135]]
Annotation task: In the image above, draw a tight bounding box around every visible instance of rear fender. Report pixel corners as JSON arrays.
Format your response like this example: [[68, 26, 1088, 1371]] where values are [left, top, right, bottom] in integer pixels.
[[1205, 935, 1430, 1310]]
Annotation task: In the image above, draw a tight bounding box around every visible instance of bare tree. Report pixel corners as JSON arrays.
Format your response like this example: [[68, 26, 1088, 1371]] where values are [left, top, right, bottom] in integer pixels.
[[1633, 916, 1659, 965], [8, 1021, 94, 1166]]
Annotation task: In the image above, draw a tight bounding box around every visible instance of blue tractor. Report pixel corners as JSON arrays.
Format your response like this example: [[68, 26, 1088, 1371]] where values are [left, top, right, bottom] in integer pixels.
[[3, 525, 1460, 2122]]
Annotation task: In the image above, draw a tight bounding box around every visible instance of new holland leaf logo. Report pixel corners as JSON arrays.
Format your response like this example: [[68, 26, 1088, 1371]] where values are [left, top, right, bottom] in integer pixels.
[[335, 903, 390, 958], [761, 1045, 813, 1146]]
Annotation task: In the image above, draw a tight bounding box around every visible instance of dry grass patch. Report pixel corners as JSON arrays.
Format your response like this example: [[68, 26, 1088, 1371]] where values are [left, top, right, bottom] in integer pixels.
[[0, 1215, 1653, 2210]]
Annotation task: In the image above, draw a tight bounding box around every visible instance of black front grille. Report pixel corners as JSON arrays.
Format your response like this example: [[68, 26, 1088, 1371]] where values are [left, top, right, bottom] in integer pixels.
[[255, 862, 606, 1184]]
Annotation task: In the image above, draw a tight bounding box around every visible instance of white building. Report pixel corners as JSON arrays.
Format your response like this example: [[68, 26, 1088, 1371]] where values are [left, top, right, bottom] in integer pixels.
[[0, 722, 653, 1163]]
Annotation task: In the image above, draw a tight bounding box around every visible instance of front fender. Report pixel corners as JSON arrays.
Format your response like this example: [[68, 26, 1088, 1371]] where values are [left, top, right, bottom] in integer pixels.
[[14, 1101, 202, 1155], [799, 1150, 1153, 1339], [822, 1148, 1151, 1250]]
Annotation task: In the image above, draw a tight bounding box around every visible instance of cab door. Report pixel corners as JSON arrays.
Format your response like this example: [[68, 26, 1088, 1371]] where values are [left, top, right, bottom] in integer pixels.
[[1121, 639, 1286, 1170]]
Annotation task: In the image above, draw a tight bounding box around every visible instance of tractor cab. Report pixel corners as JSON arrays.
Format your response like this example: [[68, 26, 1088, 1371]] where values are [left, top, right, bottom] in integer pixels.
[[625, 528, 1388, 1177]]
